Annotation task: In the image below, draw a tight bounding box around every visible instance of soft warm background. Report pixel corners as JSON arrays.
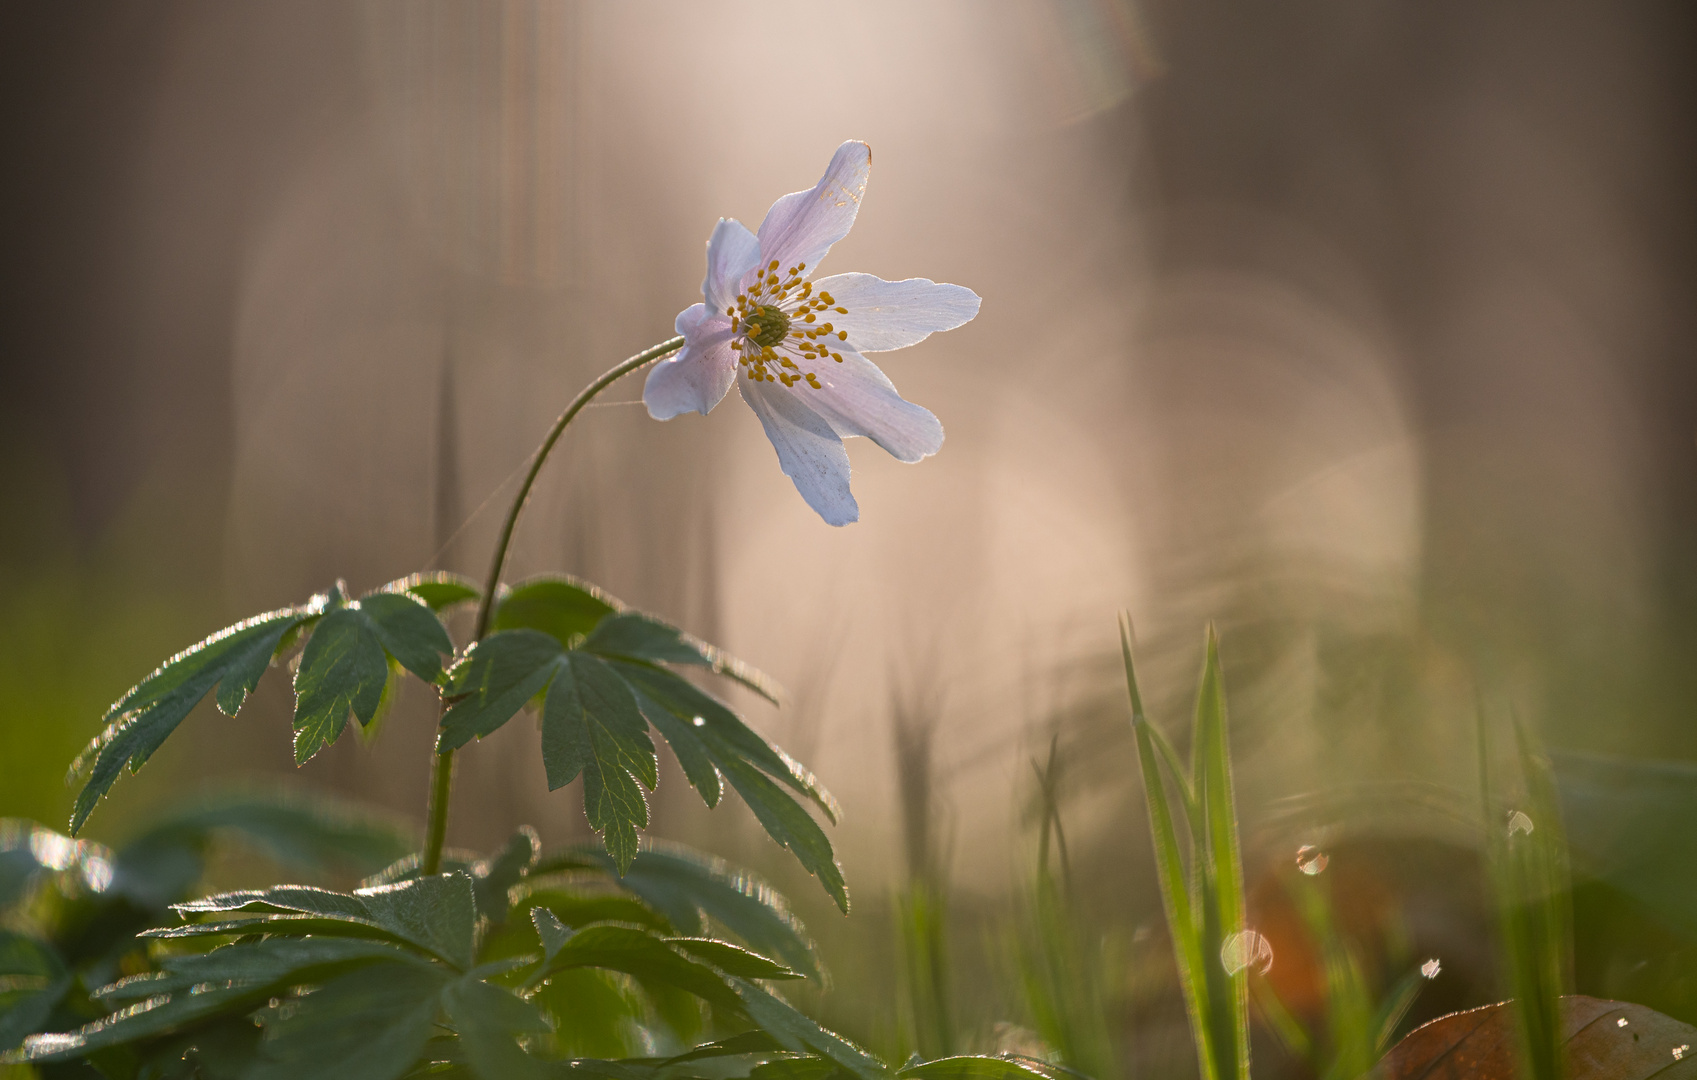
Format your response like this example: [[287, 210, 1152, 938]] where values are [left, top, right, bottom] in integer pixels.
[[2, 2, 1693, 1074]]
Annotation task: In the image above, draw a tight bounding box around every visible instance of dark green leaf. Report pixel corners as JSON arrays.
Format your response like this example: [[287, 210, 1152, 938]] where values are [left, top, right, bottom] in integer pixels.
[[543, 654, 656, 792], [20, 976, 270, 1062], [246, 960, 449, 1080], [171, 873, 478, 969], [474, 826, 539, 927], [99, 937, 423, 1003], [525, 891, 672, 935], [293, 593, 453, 763], [70, 599, 324, 833], [491, 576, 620, 646], [582, 613, 780, 704], [751, 1058, 859, 1080], [716, 757, 847, 915], [897, 1057, 1050, 1080], [613, 662, 836, 824], [532, 844, 821, 980], [544, 654, 655, 871], [358, 592, 455, 682], [291, 608, 389, 762], [529, 968, 648, 1060], [440, 974, 554, 1080], [659, 1031, 789, 1066], [438, 630, 563, 750], [730, 978, 884, 1080], [666, 938, 801, 981], [389, 572, 481, 613], [532, 908, 571, 963], [440, 633, 657, 868], [536, 925, 744, 1014]]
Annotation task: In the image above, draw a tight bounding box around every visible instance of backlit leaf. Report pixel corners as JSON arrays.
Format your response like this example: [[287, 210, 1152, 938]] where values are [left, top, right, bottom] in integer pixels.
[[69, 597, 327, 833], [292, 591, 453, 763]]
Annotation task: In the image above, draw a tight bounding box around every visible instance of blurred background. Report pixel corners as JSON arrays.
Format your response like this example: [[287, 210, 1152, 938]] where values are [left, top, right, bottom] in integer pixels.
[[1, 1, 1693, 1076]]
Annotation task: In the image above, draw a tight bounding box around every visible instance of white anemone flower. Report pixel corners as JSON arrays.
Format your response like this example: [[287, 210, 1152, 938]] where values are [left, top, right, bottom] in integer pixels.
[[644, 140, 980, 526]]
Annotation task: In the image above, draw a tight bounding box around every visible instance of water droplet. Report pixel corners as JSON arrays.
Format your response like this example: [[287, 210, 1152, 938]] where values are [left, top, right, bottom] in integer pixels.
[[1507, 810, 1535, 837], [1673, 1044, 1688, 1060], [691, 716, 706, 727], [1220, 930, 1274, 976], [1616, 1017, 1628, 1027], [1421, 958, 1441, 979], [1296, 845, 1329, 875]]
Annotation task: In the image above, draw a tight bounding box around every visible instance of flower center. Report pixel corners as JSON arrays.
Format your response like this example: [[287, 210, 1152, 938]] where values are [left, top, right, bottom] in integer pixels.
[[745, 305, 790, 348], [726, 258, 854, 389]]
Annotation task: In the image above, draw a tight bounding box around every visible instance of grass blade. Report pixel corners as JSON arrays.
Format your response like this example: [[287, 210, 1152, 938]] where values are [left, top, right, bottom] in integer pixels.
[[1193, 626, 1250, 1080], [1120, 614, 1218, 1080]]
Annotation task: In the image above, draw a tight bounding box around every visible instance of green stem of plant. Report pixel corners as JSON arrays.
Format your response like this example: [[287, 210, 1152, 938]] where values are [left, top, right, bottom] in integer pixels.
[[420, 335, 684, 874]]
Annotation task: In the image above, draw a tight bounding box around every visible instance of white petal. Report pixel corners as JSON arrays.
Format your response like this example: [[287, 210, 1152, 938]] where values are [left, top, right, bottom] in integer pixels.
[[703, 218, 761, 314], [797, 346, 943, 463], [810, 273, 981, 352], [644, 305, 737, 419], [739, 375, 859, 526], [756, 141, 871, 277]]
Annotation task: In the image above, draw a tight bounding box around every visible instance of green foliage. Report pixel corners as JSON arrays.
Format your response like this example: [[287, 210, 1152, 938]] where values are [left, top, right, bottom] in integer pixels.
[[1249, 873, 1431, 1080], [1119, 617, 1249, 1080], [291, 590, 454, 763], [1003, 740, 1119, 1080], [0, 822, 902, 1080], [1479, 710, 1574, 1080], [67, 576, 461, 835], [440, 577, 844, 904]]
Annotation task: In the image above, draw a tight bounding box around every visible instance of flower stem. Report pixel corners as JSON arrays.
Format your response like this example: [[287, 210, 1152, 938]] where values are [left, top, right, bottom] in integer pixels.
[[421, 334, 684, 874]]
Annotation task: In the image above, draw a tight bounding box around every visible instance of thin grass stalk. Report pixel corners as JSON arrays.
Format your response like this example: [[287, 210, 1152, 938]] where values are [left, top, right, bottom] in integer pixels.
[[1120, 614, 1221, 1080]]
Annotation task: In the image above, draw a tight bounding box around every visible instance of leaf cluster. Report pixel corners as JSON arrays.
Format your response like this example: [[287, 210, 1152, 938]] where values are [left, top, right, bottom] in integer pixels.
[[3, 824, 1039, 1080], [66, 573, 845, 908]]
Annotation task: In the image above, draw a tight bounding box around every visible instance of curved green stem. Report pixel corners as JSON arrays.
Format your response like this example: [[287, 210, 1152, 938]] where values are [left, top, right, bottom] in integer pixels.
[[421, 335, 684, 874]]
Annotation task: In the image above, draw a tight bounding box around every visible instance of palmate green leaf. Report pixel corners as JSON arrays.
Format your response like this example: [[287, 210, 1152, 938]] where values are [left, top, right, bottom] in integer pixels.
[[491, 575, 620, 645], [582, 612, 781, 705], [532, 842, 823, 981], [667, 939, 802, 981], [13, 939, 410, 1065], [611, 662, 837, 824], [292, 591, 455, 764], [440, 631, 657, 870], [440, 974, 555, 1080], [473, 826, 539, 927], [68, 595, 329, 834], [98, 937, 421, 1004], [535, 924, 746, 1014], [246, 960, 449, 1080], [389, 571, 481, 613], [167, 873, 478, 968], [730, 978, 884, 1080], [494, 575, 782, 703], [610, 663, 846, 911]]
